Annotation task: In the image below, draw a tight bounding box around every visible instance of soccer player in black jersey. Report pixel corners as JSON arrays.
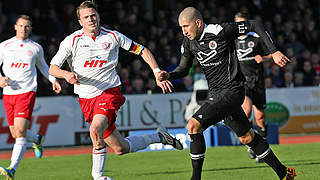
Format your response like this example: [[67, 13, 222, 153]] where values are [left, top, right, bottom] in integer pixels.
[[157, 7, 296, 180], [234, 11, 273, 163]]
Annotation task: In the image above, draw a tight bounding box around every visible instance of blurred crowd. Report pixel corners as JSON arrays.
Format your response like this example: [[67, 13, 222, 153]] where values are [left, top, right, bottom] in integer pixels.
[[0, 0, 320, 96]]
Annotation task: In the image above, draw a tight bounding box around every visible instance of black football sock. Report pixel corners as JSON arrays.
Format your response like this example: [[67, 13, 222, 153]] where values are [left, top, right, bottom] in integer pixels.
[[247, 132, 286, 179], [189, 133, 206, 180]]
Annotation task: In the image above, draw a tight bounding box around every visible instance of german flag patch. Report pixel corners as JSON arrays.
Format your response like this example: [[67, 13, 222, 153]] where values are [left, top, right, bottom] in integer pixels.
[[129, 41, 144, 55]]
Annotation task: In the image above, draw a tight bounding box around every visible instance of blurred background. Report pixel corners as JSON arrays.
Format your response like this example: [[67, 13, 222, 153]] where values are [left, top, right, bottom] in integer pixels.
[[1, 0, 320, 97], [0, 0, 320, 149]]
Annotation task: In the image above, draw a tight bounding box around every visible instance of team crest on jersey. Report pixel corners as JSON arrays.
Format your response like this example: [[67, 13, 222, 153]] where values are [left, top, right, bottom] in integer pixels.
[[248, 41, 255, 48], [102, 42, 110, 50], [209, 40, 217, 50], [27, 50, 33, 56]]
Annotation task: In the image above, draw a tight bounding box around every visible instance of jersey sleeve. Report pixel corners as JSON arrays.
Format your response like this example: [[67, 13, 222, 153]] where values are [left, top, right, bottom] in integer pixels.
[[169, 37, 194, 80], [220, 20, 277, 53], [36, 45, 56, 83], [50, 36, 72, 67], [117, 31, 144, 55], [257, 37, 271, 56]]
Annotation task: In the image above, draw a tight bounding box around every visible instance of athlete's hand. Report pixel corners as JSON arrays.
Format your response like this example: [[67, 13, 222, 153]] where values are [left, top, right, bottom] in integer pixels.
[[157, 71, 170, 82], [156, 80, 173, 94], [0, 77, 9, 88], [272, 51, 290, 67], [52, 80, 62, 94], [254, 55, 263, 63], [64, 72, 80, 85]]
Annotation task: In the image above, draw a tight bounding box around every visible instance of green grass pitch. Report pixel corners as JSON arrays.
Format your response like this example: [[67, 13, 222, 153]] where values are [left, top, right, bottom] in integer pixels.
[[0, 143, 319, 179]]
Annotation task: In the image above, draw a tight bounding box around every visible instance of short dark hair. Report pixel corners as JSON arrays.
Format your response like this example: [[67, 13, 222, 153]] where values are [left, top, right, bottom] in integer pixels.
[[16, 14, 32, 25], [76, 0, 98, 19], [234, 11, 249, 19]]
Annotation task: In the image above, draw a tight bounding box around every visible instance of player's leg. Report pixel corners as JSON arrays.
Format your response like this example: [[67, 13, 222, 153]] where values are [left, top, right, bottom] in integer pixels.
[[242, 95, 256, 159], [85, 88, 126, 180], [252, 79, 268, 140], [253, 106, 267, 138], [6, 117, 28, 179], [188, 88, 246, 180], [252, 106, 267, 162], [122, 127, 183, 152], [187, 117, 205, 180], [104, 118, 182, 153], [90, 114, 109, 180], [0, 96, 16, 179], [242, 96, 253, 118], [242, 130, 292, 179], [226, 108, 293, 179]]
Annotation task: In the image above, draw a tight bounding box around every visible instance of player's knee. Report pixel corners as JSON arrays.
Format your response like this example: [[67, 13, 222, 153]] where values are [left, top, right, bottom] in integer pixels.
[[14, 128, 26, 138], [90, 125, 101, 137], [238, 129, 254, 144], [187, 118, 201, 134], [113, 146, 127, 155], [256, 114, 265, 122]]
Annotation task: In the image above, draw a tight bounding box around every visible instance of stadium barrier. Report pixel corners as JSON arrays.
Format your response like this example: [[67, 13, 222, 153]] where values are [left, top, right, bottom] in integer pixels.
[[0, 87, 320, 149]]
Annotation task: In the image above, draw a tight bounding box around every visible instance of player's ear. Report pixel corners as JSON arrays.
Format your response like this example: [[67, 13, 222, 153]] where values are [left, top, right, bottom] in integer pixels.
[[196, 19, 202, 28], [78, 19, 83, 27]]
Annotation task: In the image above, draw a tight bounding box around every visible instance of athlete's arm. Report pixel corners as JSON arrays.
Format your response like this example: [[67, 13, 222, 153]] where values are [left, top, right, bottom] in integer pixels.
[[139, 47, 173, 94], [254, 54, 273, 63], [164, 38, 194, 81], [49, 64, 79, 85], [223, 21, 290, 67], [116, 30, 173, 94], [243, 21, 290, 66], [168, 55, 193, 80], [49, 36, 79, 85]]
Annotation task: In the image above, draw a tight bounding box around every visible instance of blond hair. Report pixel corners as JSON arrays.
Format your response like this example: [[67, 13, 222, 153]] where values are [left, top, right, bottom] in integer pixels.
[[16, 14, 32, 25], [76, 1, 98, 19]]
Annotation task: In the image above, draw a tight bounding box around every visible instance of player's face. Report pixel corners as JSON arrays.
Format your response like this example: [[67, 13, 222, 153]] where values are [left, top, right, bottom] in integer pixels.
[[179, 17, 202, 40], [14, 18, 32, 40], [78, 7, 100, 34]]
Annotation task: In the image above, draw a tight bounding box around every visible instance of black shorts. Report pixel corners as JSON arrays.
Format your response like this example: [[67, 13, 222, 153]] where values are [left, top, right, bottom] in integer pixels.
[[192, 87, 251, 137], [244, 76, 266, 110]]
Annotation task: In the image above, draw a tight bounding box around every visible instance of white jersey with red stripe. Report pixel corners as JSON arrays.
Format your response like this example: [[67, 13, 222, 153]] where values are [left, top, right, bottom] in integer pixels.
[[50, 27, 144, 98], [0, 37, 56, 95]]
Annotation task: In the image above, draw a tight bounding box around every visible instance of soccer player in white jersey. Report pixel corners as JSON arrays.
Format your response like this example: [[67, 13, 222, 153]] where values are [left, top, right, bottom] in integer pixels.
[[0, 15, 61, 180], [49, 1, 182, 180]]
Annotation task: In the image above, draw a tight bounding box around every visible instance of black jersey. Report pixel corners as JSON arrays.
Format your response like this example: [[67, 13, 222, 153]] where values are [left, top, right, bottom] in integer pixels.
[[235, 32, 269, 77], [169, 20, 276, 92]]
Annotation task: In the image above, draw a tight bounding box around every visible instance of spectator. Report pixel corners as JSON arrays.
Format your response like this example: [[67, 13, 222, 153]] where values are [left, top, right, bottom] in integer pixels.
[[264, 76, 274, 89], [119, 68, 133, 94], [302, 60, 316, 86], [0, 0, 319, 96], [132, 76, 146, 94], [314, 75, 320, 86], [311, 53, 320, 75], [283, 72, 294, 88], [146, 78, 161, 94], [270, 65, 284, 87], [182, 75, 194, 92], [294, 72, 304, 87]]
